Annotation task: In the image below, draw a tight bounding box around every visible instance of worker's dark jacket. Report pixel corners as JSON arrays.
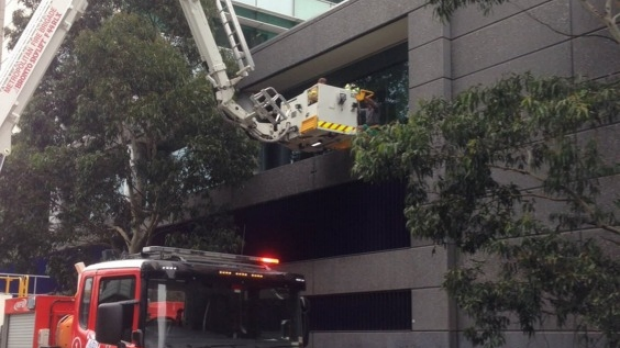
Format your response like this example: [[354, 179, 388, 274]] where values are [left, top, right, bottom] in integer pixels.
[[357, 102, 380, 126]]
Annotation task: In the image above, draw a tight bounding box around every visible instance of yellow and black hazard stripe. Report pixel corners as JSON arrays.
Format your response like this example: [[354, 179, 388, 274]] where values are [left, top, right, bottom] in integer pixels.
[[318, 121, 355, 134], [301, 116, 356, 135]]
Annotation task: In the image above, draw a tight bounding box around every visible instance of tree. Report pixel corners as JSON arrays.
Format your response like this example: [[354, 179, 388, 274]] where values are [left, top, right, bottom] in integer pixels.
[[352, 0, 620, 345], [164, 215, 243, 253], [59, 12, 256, 253], [0, 145, 55, 272], [353, 73, 620, 347], [0, 1, 257, 279]]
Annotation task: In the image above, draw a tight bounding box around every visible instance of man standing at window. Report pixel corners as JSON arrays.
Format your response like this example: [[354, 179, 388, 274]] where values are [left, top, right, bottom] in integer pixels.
[[357, 94, 380, 132]]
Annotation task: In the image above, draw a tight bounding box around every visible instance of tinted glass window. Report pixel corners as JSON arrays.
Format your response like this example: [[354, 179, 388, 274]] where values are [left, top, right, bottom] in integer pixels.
[[349, 62, 409, 124], [99, 277, 136, 304]]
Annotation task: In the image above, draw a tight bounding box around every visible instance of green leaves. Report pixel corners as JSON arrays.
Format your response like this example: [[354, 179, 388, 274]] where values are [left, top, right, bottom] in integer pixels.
[[351, 73, 620, 346], [164, 215, 243, 254]]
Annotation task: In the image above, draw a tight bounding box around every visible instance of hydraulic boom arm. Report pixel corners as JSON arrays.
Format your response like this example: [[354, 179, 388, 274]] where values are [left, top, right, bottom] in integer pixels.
[[0, 0, 363, 175], [0, 0, 88, 170], [177, 0, 293, 143], [179, 0, 364, 152]]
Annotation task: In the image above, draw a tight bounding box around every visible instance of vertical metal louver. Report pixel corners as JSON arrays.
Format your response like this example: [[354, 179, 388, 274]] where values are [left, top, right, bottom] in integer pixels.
[[7, 313, 35, 348]]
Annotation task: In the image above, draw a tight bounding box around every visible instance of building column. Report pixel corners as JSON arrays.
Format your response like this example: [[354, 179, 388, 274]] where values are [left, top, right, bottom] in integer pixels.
[[407, 8, 458, 348], [408, 7, 452, 112]]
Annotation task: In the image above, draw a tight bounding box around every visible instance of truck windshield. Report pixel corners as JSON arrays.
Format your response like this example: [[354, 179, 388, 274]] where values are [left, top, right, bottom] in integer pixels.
[[143, 277, 303, 348]]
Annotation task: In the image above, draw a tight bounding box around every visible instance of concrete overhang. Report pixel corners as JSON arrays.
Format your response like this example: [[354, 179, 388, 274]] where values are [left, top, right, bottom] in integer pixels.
[[237, 17, 291, 35], [242, 18, 408, 94], [238, 0, 412, 94], [210, 150, 355, 211]]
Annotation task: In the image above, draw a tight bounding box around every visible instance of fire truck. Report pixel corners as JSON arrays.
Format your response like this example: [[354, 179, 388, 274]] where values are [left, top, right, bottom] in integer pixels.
[[0, 246, 309, 348], [0, 0, 370, 174]]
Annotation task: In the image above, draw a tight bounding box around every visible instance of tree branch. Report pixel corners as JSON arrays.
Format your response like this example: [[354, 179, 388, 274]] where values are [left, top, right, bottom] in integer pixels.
[[50, 197, 112, 238], [579, 0, 620, 44], [604, 0, 620, 43], [601, 235, 620, 246], [112, 225, 131, 246], [580, 0, 605, 20], [521, 191, 572, 202], [510, 0, 619, 44], [519, 183, 620, 236], [488, 164, 546, 182], [560, 186, 620, 235]]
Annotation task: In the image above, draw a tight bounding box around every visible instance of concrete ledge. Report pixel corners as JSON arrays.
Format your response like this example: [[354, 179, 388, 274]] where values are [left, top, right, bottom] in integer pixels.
[[240, 0, 420, 91], [210, 150, 355, 210], [280, 247, 448, 295]]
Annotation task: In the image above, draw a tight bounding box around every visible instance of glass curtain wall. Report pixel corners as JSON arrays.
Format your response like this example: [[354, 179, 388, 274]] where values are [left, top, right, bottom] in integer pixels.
[[234, 6, 300, 48], [234, 0, 347, 21]]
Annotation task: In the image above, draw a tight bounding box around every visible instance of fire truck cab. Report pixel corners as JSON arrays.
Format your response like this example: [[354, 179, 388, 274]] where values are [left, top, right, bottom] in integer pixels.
[[1, 247, 309, 348]]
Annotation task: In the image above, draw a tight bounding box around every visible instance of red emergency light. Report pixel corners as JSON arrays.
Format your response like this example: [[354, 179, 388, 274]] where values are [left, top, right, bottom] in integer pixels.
[[260, 257, 279, 265]]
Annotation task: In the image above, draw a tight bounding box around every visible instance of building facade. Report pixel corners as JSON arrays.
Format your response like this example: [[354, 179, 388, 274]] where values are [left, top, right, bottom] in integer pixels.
[[214, 0, 620, 347]]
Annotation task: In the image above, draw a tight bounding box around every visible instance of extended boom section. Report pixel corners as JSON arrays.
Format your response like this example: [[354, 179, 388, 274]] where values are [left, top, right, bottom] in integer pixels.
[[178, 0, 363, 151], [178, 0, 293, 143], [0, 0, 88, 169]]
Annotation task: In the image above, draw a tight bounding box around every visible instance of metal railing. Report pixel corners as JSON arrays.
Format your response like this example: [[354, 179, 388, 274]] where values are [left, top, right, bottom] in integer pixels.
[[0, 273, 51, 297]]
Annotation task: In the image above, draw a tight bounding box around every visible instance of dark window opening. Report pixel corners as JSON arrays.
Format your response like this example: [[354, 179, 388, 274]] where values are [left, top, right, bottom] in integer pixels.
[[348, 62, 409, 124], [99, 277, 136, 304], [308, 290, 412, 331], [235, 180, 409, 262]]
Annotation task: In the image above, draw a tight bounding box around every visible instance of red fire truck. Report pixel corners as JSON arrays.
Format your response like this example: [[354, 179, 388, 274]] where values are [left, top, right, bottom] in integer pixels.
[[0, 246, 309, 348]]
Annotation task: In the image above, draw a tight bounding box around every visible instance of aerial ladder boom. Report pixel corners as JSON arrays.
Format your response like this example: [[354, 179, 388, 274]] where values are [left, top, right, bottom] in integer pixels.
[[0, 0, 88, 170], [178, 0, 293, 143], [0, 0, 364, 176], [178, 0, 363, 152]]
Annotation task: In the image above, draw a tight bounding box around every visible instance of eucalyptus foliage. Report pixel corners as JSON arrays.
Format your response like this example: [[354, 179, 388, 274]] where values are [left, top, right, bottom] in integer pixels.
[[352, 74, 620, 347], [164, 215, 243, 254], [50, 13, 256, 255], [0, 144, 53, 272]]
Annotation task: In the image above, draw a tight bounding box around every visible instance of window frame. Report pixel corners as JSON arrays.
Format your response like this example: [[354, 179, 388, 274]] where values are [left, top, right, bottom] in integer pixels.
[[78, 277, 93, 329]]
